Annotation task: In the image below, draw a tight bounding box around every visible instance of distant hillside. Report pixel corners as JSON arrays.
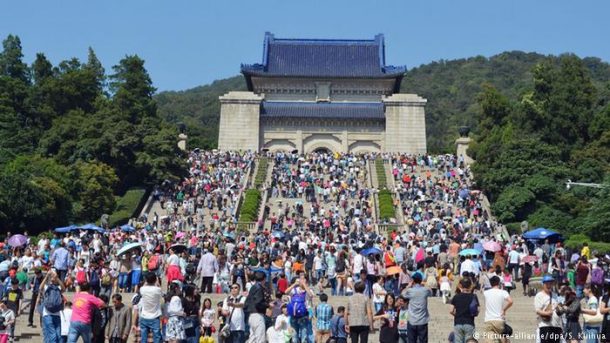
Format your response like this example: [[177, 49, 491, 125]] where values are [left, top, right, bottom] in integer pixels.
[[155, 51, 610, 152]]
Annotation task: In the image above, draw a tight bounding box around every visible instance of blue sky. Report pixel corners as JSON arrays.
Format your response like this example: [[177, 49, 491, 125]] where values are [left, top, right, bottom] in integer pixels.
[[1, 1, 608, 92]]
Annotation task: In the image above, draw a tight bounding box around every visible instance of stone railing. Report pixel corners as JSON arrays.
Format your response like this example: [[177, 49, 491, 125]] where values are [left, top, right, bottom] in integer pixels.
[[237, 221, 257, 233], [234, 162, 253, 219], [377, 223, 405, 236]]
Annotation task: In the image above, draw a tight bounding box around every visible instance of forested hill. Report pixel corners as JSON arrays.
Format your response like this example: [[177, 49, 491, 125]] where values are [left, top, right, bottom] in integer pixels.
[[155, 51, 610, 152]]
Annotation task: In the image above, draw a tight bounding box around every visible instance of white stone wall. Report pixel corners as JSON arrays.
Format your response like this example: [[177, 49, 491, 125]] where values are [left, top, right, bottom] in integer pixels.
[[383, 94, 427, 154], [217, 91, 263, 152]]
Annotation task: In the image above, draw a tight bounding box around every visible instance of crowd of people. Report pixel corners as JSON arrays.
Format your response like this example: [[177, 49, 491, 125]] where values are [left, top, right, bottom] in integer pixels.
[[1, 150, 609, 343]]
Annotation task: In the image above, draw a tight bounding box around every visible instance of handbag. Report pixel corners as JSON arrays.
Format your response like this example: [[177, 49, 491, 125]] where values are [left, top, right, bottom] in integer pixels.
[[584, 308, 604, 326], [220, 296, 240, 338]]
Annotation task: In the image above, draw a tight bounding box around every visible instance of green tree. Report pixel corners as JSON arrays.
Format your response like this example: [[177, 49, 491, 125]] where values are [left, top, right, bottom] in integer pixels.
[[110, 55, 157, 123], [0, 35, 29, 83], [0, 155, 72, 230], [73, 161, 118, 221], [31, 53, 53, 85]]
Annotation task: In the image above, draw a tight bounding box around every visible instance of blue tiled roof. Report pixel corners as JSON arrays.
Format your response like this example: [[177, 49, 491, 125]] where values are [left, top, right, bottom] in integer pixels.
[[242, 32, 406, 79], [260, 101, 385, 119]]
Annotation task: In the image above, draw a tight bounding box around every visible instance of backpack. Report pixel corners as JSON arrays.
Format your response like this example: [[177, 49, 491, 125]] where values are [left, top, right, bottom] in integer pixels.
[[148, 255, 160, 271], [89, 270, 100, 287], [592, 268, 604, 285], [287, 290, 308, 319], [101, 272, 112, 286], [43, 285, 64, 313], [469, 294, 479, 317]]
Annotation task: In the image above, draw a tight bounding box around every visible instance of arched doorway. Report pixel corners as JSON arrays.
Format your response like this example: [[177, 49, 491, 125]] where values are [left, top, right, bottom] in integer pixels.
[[313, 147, 331, 155]]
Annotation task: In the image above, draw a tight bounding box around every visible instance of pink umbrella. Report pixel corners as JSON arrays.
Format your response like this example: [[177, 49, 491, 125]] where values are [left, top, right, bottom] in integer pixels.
[[175, 232, 185, 239], [8, 234, 28, 248], [522, 255, 539, 263], [483, 241, 501, 252]]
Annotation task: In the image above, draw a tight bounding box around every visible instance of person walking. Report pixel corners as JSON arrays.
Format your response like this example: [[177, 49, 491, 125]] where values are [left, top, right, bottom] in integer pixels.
[[38, 270, 65, 343], [105, 294, 132, 343], [27, 268, 43, 328], [450, 278, 479, 343], [314, 293, 333, 343], [50, 243, 70, 282], [404, 272, 432, 343], [197, 248, 218, 294], [66, 282, 105, 343], [345, 281, 374, 343], [222, 283, 246, 343], [534, 275, 562, 343], [582, 284, 602, 343], [329, 306, 347, 343], [245, 271, 269, 343], [483, 275, 513, 343], [138, 272, 163, 343]]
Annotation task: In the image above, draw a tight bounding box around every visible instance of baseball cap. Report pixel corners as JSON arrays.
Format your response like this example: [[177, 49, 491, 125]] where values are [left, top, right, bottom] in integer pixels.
[[542, 275, 555, 283]]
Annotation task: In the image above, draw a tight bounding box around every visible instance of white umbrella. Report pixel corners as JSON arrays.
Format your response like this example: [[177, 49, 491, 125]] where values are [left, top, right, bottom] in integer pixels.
[[117, 242, 142, 256]]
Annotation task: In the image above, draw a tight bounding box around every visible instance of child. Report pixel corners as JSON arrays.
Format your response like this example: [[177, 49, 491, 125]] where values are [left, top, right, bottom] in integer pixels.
[[439, 269, 452, 304], [0, 301, 15, 343], [60, 301, 73, 343], [566, 263, 576, 289]]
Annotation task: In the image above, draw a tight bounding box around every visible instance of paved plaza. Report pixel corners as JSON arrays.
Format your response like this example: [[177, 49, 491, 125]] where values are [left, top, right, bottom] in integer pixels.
[[16, 285, 537, 343]]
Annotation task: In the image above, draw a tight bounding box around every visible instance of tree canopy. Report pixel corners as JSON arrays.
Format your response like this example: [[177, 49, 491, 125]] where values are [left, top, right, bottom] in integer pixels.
[[0, 35, 185, 233]]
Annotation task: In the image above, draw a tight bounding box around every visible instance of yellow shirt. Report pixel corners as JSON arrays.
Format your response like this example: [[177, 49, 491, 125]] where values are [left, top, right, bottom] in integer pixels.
[[581, 246, 590, 260]]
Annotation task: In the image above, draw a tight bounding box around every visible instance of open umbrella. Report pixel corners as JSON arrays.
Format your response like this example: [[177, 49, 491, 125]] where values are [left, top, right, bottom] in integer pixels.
[[8, 234, 28, 248], [459, 248, 481, 256], [78, 223, 105, 233], [117, 242, 142, 256], [522, 228, 563, 243], [522, 255, 538, 263], [361, 247, 382, 256], [386, 266, 402, 275], [120, 224, 135, 233], [483, 241, 502, 252], [54, 225, 76, 233], [170, 244, 187, 253], [271, 231, 285, 239]]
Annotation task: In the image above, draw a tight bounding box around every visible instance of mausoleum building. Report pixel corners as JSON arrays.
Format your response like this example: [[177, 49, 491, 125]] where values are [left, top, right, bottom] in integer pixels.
[[218, 32, 427, 154]]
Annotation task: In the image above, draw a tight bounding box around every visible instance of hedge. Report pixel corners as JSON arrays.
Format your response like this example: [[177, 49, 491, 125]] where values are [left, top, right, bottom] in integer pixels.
[[378, 189, 395, 221], [564, 233, 610, 254], [239, 189, 262, 222], [254, 158, 269, 189], [375, 159, 387, 189], [108, 188, 147, 227]]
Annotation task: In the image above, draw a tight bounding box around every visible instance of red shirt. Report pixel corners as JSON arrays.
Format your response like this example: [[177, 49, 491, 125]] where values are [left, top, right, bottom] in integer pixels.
[[277, 278, 288, 294]]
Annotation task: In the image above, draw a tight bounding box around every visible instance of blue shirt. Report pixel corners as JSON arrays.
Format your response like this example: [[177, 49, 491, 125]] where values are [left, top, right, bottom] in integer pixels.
[[51, 247, 69, 270], [330, 315, 347, 338], [315, 303, 333, 330]]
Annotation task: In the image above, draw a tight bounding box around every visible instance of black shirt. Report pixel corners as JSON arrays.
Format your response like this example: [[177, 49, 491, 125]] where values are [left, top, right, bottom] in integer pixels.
[[375, 308, 399, 343], [450, 292, 477, 325]]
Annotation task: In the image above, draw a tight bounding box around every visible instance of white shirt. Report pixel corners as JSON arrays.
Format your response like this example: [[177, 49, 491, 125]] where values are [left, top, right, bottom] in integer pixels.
[[222, 295, 246, 331], [460, 259, 475, 275], [314, 256, 324, 270], [139, 285, 163, 319], [534, 291, 562, 328], [508, 250, 520, 264], [60, 308, 72, 336], [372, 283, 385, 303], [483, 288, 510, 322], [352, 254, 364, 274]]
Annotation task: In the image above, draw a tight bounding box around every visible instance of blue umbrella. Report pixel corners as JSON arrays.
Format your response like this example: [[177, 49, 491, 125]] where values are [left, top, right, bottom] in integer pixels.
[[54, 225, 76, 233], [78, 223, 105, 233], [361, 247, 382, 256], [522, 228, 563, 243], [120, 224, 136, 233], [271, 231, 285, 239], [459, 248, 481, 256], [223, 232, 236, 240], [117, 242, 142, 256]]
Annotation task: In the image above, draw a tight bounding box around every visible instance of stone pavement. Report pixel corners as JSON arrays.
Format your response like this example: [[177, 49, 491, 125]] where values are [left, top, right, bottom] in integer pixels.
[[16, 285, 538, 343]]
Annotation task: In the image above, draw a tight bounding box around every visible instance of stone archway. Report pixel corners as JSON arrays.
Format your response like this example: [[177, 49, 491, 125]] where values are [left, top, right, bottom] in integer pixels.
[[303, 133, 342, 153], [313, 147, 332, 155], [349, 141, 381, 154]]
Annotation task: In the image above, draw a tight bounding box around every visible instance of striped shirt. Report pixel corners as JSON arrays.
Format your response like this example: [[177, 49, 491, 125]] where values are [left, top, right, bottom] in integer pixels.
[[315, 303, 333, 330]]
